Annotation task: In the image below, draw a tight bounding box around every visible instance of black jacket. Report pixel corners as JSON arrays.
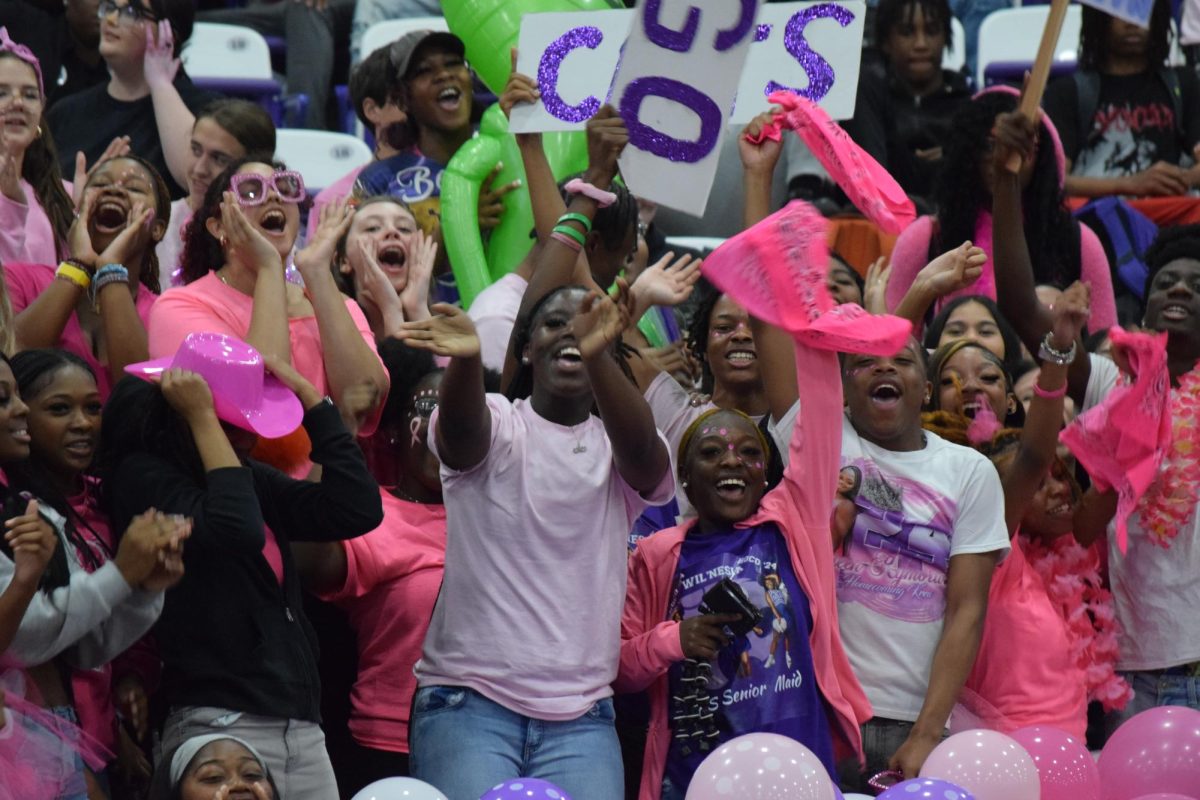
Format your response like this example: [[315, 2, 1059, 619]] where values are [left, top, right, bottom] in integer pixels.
[[109, 401, 383, 722]]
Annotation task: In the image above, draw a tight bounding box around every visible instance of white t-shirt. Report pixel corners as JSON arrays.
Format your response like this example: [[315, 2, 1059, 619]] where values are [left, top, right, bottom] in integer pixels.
[[154, 197, 191, 289], [1084, 353, 1119, 414], [833, 415, 1009, 722], [418, 395, 674, 720], [467, 273, 529, 373], [643, 372, 714, 520]]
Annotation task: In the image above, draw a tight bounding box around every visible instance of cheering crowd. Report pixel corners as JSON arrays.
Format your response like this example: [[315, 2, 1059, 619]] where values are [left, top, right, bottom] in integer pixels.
[[0, 0, 1199, 798]]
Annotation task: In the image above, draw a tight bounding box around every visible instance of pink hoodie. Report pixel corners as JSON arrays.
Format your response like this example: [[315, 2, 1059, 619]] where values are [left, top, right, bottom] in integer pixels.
[[616, 343, 871, 799]]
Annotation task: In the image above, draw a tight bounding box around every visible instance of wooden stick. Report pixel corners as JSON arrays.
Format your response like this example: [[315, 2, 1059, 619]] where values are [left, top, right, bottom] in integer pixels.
[[1006, 0, 1071, 172]]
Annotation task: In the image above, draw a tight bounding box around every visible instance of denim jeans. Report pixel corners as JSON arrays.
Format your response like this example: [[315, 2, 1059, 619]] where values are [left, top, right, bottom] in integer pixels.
[[1104, 668, 1200, 739], [837, 717, 946, 792], [409, 686, 623, 800]]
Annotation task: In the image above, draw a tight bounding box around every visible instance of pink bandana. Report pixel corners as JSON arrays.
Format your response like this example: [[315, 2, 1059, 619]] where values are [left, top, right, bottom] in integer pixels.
[[702, 200, 912, 355], [1059, 328, 1172, 553], [747, 91, 916, 235], [0, 27, 44, 97]]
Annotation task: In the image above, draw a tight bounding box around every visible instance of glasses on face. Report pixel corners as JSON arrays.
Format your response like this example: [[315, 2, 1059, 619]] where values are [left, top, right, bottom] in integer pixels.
[[97, 0, 159, 25], [229, 171, 306, 207]]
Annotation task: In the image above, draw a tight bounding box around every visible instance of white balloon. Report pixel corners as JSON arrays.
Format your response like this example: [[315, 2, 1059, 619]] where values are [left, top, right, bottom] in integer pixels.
[[843, 795, 875, 800], [350, 777, 449, 800]]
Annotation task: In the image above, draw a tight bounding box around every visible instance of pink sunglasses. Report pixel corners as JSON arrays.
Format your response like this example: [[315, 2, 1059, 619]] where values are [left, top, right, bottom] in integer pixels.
[[229, 170, 306, 207]]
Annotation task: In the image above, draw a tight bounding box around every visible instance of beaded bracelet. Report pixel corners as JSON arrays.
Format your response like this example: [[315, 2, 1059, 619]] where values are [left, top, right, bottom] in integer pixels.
[[94, 264, 129, 290], [551, 223, 588, 248], [549, 231, 583, 253], [1032, 382, 1068, 400], [557, 212, 593, 234], [55, 262, 91, 290]]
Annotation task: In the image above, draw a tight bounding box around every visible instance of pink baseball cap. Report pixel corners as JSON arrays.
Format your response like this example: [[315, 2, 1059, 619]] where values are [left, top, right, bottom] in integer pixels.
[[125, 332, 303, 439]]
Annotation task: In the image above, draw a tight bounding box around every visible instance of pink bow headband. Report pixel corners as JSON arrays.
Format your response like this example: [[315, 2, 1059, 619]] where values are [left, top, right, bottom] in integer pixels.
[[0, 27, 44, 98]]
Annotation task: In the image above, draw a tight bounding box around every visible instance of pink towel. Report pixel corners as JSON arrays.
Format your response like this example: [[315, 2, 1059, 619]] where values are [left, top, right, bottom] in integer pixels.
[[1059, 328, 1172, 553], [748, 92, 916, 235], [702, 200, 911, 355]]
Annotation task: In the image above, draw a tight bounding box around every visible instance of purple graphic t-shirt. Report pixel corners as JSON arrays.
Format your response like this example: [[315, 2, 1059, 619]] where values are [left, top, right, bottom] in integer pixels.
[[665, 524, 834, 791], [832, 417, 1009, 721]]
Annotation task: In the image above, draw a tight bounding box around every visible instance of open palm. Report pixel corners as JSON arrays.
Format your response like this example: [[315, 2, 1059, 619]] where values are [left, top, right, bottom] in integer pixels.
[[398, 303, 481, 358]]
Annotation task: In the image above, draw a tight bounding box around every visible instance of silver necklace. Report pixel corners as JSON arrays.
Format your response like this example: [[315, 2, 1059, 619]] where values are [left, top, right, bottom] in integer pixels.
[[570, 421, 588, 454]]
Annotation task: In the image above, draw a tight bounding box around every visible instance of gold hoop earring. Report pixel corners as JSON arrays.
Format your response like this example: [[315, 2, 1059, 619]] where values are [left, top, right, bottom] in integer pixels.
[[35, 126, 42, 138]]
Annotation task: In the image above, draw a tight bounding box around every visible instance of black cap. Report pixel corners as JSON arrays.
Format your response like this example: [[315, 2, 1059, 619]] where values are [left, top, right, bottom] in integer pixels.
[[388, 30, 466, 81]]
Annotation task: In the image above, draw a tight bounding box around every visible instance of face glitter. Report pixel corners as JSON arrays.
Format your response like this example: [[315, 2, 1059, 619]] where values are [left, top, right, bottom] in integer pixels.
[[539, 26, 605, 123]]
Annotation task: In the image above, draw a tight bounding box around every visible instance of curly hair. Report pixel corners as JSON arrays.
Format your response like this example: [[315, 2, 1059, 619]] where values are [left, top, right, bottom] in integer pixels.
[[1079, 0, 1172, 71], [1144, 223, 1200, 297], [930, 91, 1080, 290], [178, 154, 280, 285], [684, 278, 724, 395]]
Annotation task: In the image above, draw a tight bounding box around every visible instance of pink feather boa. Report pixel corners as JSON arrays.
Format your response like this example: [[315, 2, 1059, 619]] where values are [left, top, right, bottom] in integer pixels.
[[1019, 535, 1133, 711]]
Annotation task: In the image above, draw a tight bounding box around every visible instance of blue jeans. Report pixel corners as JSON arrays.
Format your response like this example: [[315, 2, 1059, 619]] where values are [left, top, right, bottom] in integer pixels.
[[409, 686, 623, 800], [1104, 668, 1200, 739]]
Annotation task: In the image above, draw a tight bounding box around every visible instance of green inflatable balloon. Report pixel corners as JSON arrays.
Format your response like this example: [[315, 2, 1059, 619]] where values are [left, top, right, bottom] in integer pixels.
[[441, 130, 503, 309], [442, 0, 621, 95]]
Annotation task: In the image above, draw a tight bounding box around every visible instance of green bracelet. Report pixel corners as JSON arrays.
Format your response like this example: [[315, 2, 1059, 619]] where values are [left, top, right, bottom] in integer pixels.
[[552, 224, 588, 248], [557, 212, 593, 234]]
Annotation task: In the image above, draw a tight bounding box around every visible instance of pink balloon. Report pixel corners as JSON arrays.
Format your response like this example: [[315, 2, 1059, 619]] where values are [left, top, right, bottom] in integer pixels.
[[684, 733, 835, 800], [1010, 726, 1101, 800], [1098, 706, 1200, 799], [920, 729, 1041, 800], [1131, 795, 1198, 800]]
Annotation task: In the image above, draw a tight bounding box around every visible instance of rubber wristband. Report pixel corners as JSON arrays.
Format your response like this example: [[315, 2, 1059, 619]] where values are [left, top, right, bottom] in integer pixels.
[[549, 231, 583, 253], [557, 212, 593, 234], [55, 263, 91, 290], [564, 178, 617, 208], [552, 224, 588, 248], [1032, 382, 1068, 399]]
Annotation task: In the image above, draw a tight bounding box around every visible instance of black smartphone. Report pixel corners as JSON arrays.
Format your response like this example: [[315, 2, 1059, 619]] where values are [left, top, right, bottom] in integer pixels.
[[699, 578, 760, 637]]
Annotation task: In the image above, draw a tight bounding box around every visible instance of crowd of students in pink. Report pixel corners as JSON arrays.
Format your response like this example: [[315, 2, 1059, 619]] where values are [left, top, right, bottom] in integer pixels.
[[1, 0, 1200, 799]]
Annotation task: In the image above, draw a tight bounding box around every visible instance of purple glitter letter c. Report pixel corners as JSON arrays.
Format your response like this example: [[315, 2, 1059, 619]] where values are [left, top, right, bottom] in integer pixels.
[[713, 0, 758, 51], [538, 26, 604, 123], [765, 3, 854, 102], [620, 77, 721, 163], [644, 0, 701, 52]]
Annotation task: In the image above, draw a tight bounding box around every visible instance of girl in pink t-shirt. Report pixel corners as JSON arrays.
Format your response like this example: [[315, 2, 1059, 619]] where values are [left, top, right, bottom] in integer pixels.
[[152, 159, 388, 441], [295, 340, 445, 793], [0, 32, 74, 268], [10, 156, 171, 399]]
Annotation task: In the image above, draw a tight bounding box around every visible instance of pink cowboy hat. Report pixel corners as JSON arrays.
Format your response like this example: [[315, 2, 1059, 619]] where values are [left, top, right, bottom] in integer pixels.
[[125, 332, 303, 439]]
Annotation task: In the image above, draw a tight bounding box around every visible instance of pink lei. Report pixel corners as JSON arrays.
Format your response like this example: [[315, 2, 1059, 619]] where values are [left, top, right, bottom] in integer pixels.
[[1020, 535, 1133, 712]]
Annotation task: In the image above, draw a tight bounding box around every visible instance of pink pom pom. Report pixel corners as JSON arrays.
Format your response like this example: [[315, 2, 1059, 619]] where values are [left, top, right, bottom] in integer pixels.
[[967, 401, 1002, 445]]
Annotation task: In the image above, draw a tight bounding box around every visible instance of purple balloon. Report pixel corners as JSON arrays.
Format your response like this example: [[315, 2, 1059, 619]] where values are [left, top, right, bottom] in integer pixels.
[[1010, 725, 1101, 800], [477, 779, 572, 800], [879, 778, 976, 800], [1098, 706, 1200, 799]]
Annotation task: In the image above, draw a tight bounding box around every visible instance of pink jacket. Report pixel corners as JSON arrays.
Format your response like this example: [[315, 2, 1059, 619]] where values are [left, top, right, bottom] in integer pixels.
[[616, 344, 871, 799], [886, 214, 1117, 332]]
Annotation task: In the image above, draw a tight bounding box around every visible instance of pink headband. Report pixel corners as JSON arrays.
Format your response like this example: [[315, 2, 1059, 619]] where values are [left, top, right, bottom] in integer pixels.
[[974, 84, 1066, 186], [0, 27, 44, 98]]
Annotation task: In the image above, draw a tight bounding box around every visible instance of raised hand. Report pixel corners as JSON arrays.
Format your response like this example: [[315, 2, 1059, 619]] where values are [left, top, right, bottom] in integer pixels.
[[114, 509, 187, 588], [397, 303, 481, 359], [478, 163, 521, 230], [739, 108, 784, 176], [72, 136, 131, 209], [630, 252, 701, 309], [0, 127, 20, 199], [261, 353, 324, 410], [220, 192, 283, 274], [295, 197, 354, 275], [991, 111, 1038, 177], [160, 368, 216, 423], [5, 499, 56, 589], [584, 105, 628, 187], [574, 277, 635, 361], [1049, 280, 1090, 350], [499, 48, 540, 119], [143, 21, 179, 91], [398, 229, 437, 321], [113, 673, 150, 743], [353, 236, 407, 334], [864, 256, 892, 314], [916, 240, 987, 299], [678, 613, 740, 660], [67, 191, 100, 270]]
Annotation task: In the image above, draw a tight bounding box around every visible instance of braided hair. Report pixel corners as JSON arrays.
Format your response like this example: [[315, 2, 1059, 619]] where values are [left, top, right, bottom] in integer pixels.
[[1079, 0, 1172, 71]]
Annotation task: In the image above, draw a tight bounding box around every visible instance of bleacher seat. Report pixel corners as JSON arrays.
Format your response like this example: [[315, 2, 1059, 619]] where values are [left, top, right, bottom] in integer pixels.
[[359, 16, 450, 63], [976, 4, 1082, 88], [944, 16, 967, 73], [184, 23, 307, 126], [275, 129, 373, 193]]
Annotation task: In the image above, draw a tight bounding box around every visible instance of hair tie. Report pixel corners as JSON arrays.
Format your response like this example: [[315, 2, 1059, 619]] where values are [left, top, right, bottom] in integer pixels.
[[564, 178, 617, 208]]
